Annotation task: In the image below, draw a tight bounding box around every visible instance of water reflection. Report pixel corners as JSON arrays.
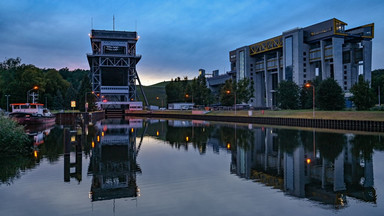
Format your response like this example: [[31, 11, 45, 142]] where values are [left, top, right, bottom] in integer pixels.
[[230, 128, 377, 208], [1, 118, 383, 213], [143, 120, 382, 209], [87, 119, 143, 201]]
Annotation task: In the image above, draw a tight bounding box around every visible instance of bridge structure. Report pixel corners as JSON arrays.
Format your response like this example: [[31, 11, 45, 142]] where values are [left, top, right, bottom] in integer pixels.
[[87, 29, 148, 110]]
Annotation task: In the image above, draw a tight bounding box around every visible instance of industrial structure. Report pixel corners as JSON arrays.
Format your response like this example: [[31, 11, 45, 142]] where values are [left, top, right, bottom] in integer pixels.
[[229, 18, 374, 108], [87, 29, 148, 110]]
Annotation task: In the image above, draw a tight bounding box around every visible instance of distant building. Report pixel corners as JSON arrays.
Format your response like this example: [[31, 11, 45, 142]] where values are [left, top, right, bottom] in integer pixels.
[[230, 18, 374, 107]]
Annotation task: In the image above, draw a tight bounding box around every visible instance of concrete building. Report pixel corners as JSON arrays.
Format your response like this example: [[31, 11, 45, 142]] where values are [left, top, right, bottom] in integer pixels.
[[230, 18, 374, 107], [87, 29, 148, 110]]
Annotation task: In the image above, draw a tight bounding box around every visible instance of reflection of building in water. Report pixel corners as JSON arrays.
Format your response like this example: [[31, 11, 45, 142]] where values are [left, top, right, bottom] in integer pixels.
[[231, 128, 376, 208], [88, 118, 142, 201]]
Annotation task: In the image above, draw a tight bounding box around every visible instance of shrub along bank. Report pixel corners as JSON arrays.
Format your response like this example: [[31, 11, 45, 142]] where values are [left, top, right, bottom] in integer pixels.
[[0, 116, 30, 155]]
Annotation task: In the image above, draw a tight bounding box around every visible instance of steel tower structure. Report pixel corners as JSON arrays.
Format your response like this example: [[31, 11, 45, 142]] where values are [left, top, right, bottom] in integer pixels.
[[87, 29, 148, 109]]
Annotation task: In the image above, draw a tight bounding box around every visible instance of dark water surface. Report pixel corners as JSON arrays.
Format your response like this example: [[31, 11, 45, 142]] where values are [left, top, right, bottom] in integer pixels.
[[1, 118, 384, 216]]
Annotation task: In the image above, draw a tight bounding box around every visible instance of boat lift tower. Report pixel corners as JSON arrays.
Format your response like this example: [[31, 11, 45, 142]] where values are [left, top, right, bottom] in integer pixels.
[[87, 29, 148, 110]]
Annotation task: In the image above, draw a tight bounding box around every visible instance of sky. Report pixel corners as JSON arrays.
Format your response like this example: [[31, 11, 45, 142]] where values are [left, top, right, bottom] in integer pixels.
[[0, 0, 384, 85]]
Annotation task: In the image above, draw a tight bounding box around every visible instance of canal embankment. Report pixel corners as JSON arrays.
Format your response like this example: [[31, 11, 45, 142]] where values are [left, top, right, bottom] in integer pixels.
[[124, 110, 384, 132], [55, 111, 105, 125]]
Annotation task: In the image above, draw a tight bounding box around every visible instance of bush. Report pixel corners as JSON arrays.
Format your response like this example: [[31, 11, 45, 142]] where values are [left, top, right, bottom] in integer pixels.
[[316, 78, 345, 110], [350, 76, 376, 110], [0, 116, 30, 155], [276, 81, 300, 109]]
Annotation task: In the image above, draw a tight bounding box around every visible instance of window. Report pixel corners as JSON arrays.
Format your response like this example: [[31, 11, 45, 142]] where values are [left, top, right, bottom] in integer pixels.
[[303, 57, 306, 61], [344, 76, 347, 80], [303, 63, 306, 67], [304, 68, 306, 72], [304, 74, 307, 78], [285, 37, 293, 81], [344, 81, 347, 85], [303, 52, 306, 56], [344, 70, 347, 74], [239, 51, 245, 81]]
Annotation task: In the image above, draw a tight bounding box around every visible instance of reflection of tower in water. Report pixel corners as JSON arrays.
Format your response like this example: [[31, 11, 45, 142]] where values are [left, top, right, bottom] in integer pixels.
[[88, 119, 143, 201], [63, 128, 83, 183]]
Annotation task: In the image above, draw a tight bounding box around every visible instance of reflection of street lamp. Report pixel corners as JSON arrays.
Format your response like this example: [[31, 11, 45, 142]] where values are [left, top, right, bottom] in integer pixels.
[[226, 90, 237, 115], [5, 94, 10, 112], [27, 86, 39, 103], [305, 83, 315, 118]]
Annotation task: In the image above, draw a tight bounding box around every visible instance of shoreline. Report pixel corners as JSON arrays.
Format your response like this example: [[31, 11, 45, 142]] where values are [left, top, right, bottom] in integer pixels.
[[124, 110, 384, 132]]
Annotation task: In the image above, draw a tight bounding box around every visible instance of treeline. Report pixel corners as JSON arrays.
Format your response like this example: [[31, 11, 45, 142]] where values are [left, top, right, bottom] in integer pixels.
[[0, 58, 95, 111], [165, 75, 253, 106], [277, 69, 384, 110]]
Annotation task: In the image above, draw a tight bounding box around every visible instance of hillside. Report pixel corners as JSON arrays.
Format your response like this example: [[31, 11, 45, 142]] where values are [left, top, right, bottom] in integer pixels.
[[137, 81, 168, 107]]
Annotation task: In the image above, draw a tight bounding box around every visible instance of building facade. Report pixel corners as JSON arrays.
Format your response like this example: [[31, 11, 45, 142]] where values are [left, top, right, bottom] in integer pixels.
[[230, 18, 374, 107]]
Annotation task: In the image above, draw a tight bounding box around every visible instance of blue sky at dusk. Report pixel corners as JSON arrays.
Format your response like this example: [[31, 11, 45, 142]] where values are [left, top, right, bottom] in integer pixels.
[[1, 0, 383, 85]]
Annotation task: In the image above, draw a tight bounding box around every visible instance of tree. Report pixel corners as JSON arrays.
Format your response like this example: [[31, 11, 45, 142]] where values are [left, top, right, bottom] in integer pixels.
[[316, 78, 345, 110], [371, 69, 384, 105], [236, 78, 254, 104], [276, 80, 300, 109], [350, 76, 375, 110], [77, 75, 96, 112], [220, 79, 235, 106]]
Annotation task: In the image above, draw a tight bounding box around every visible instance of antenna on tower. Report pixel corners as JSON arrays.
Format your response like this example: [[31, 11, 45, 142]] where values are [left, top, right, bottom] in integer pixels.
[[135, 20, 137, 32], [113, 15, 115, 31], [91, 17, 93, 30]]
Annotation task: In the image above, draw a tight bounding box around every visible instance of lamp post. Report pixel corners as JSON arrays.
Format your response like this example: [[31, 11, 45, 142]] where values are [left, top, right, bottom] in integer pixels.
[[226, 90, 237, 115], [85, 91, 94, 112], [156, 96, 164, 108], [5, 94, 10, 112], [305, 83, 315, 118], [27, 86, 39, 103]]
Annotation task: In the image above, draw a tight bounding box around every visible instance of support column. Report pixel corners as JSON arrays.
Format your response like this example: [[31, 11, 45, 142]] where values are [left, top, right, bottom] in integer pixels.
[[362, 40, 372, 84], [332, 37, 345, 87], [264, 55, 270, 107], [320, 40, 326, 80]]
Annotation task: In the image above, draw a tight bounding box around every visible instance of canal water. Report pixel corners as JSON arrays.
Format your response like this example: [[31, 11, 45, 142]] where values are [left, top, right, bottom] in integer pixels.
[[1, 118, 383, 216]]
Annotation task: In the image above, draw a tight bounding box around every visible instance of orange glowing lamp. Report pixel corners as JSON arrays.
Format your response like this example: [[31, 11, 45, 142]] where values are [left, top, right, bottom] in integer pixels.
[[92, 141, 95, 148], [186, 136, 189, 142], [156, 131, 159, 136], [306, 158, 311, 164], [34, 150, 38, 158], [227, 143, 231, 149]]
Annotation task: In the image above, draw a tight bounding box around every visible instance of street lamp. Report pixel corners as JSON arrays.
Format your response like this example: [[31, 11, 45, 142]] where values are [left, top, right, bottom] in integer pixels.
[[156, 96, 164, 108], [27, 86, 39, 103], [305, 82, 315, 118], [185, 93, 194, 103], [5, 94, 10, 112], [85, 91, 94, 112], [226, 90, 237, 115]]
